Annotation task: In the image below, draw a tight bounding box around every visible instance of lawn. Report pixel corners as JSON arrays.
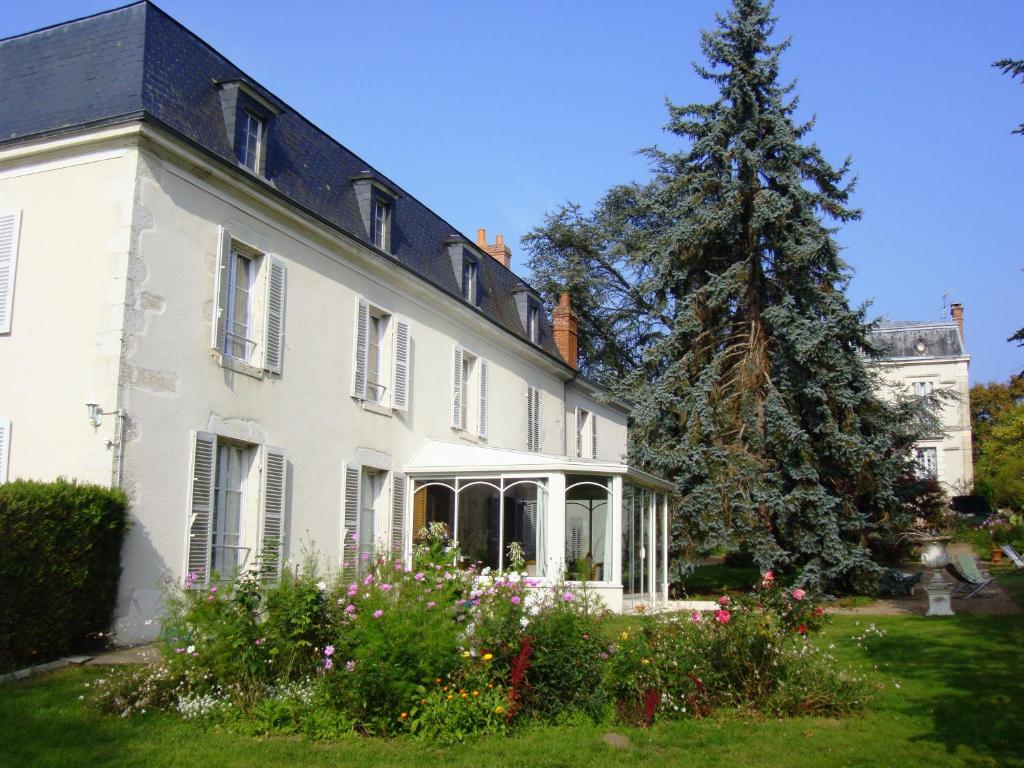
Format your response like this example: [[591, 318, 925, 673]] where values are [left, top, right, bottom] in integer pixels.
[[2, 613, 1022, 768]]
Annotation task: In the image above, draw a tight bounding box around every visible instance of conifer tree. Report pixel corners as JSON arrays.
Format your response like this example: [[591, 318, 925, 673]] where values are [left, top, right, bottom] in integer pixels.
[[526, 0, 934, 590]]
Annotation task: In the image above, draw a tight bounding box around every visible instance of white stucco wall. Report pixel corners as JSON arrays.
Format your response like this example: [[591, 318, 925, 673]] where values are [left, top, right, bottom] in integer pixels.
[[871, 356, 973, 494], [0, 141, 137, 486]]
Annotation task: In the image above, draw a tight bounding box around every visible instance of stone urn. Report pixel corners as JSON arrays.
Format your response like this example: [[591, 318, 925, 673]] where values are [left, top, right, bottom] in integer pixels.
[[918, 535, 953, 569]]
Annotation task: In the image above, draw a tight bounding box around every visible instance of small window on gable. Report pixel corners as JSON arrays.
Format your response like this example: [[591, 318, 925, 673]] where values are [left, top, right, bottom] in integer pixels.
[[217, 80, 281, 179], [514, 286, 543, 345], [371, 195, 391, 251], [352, 173, 400, 254], [527, 303, 540, 344], [461, 257, 478, 303]]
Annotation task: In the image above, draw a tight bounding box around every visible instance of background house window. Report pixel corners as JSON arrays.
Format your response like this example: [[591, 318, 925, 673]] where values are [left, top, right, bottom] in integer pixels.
[[372, 197, 390, 250], [358, 469, 383, 568], [527, 304, 540, 344], [460, 352, 477, 431], [237, 110, 263, 173], [462, 258, 477, 303], [224, 248, 255, 362], [913, 381, 934, 397], [212, 443, 248, 578], [366, 312, 389, 403], [914, 447, 938, 479]]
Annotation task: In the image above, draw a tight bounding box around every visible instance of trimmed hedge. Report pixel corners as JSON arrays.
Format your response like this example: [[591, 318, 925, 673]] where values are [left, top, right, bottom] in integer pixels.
[[0, 479, 129, 671]]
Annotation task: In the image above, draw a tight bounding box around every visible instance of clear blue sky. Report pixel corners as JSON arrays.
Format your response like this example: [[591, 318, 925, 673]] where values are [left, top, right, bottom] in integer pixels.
[[5, 1, 1023, 384]]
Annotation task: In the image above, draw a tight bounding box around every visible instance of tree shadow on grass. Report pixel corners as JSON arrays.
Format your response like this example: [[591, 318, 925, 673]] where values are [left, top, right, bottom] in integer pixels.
[[857, 614, 1024, 765]]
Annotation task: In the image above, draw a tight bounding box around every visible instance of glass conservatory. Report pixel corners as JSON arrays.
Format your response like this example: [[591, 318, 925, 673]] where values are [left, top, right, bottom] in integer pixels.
[[403, 440, 673, 612]]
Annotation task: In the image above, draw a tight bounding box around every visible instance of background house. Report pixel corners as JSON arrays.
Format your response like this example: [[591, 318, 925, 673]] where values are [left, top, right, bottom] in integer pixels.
[[0, 2, 671, 641], [867, 304, 973, 496]]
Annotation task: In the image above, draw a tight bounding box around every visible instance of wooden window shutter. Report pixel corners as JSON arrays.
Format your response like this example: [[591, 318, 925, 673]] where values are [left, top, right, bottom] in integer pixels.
[[451, 345, 464, 429], [527, 386, 537, 452], [392, 316, 410, 413], [391, 472, 406, 558], [341, 462, 361, 583], [535, 388, 542, 451], [351, 298, 370, 399], [0, 419, 10, 484], [413, 486, 427, 537], [477, 359, 489, 439], [185, 431, 217, 583], [591, 412, 598, 459], [0, 210, 22, 334], [212, 227, 232, 351], [575, 407, 583, 458], [259, 446, 287, 582], [263, 257, 286, 374]]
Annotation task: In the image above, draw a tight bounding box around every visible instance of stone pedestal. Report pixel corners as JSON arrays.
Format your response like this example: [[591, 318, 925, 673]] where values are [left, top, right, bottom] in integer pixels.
[[925, 571, 954, 616]]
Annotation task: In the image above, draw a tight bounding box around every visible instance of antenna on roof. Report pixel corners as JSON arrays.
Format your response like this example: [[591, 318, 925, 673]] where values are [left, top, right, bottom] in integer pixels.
[[941, 290, 951, 320]]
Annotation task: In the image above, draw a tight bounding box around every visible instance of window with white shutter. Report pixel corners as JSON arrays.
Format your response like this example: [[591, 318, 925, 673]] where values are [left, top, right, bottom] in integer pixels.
[[352, 299, 370, 400], [263, 258, 286, 375], [341, 462, 362, 583], [477, 359, 489, 439], [392, 317, 410, 413], [259, 446, 287, 581], [0, 419, 10, 484], [591, 412, 598, 459], [184, 431, 217, 583], [451, 345, 464, 429], [527, 386, 541, 452], [0, 209, 23, 334], [575, 407, 583, 457], [391, 472, 407, 558]]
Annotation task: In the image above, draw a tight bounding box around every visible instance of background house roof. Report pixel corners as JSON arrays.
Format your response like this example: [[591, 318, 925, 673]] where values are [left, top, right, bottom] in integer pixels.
[[868, 320, 966, 361], [0, 1, 568, 367]]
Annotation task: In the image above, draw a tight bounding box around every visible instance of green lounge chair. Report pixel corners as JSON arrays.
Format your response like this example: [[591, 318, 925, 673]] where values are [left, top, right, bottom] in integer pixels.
[[1001, 544, 1024, 569], [945, 554, 995, 599]]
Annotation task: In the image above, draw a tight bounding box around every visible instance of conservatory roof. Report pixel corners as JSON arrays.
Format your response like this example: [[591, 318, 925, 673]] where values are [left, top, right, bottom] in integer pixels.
[[403, 440, 675, 492]]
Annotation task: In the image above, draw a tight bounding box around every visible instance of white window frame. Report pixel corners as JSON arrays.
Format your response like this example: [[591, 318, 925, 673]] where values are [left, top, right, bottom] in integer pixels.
[[912, 380, 934, 397], [527, 303, 540, 344], [366, 310, 389, 404], [460, 351, 477, 432], [371, 196, 390, 250], [223, 247, 256, 363], [212, 442, 250, 579], [914, 446, 938, 479], [238, 110, 263, 174], [462, 257, 477, 303]]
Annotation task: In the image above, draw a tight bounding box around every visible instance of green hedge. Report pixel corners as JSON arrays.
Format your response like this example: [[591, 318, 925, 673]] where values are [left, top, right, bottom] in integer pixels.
[[0, 479, 129, 671]]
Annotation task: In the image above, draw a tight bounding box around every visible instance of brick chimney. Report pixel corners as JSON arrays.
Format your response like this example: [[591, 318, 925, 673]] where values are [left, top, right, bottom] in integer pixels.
[[951, 302, 964, 342], [552, 292, 578, 370], [476, 228, 511, 269]]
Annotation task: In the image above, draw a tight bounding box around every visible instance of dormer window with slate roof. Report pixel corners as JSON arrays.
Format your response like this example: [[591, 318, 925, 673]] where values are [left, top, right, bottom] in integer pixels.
[[352, 173, 400, 253], [513, 285, 543, 346], [217, 80, 282, 177], [446, 237, 482, 306]]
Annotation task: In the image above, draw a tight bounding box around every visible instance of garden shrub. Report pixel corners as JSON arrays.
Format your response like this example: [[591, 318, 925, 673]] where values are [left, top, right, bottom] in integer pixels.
[[0, 478, 129, 670]]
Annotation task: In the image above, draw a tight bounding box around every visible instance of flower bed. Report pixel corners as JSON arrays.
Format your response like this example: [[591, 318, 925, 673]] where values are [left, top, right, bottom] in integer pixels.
[[92, 539, 866, 742]]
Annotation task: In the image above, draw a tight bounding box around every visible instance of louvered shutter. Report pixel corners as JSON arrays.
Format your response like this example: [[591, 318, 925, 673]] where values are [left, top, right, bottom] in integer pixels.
[[591, 412, 598, 459], [451, 345, 464, 429], [535, 388, 542, 451], [351, 299, 370, 399], [259, 446, 287, 581], [392, 316, 410, 413], [527, 386, 536, 451], [185, 431, 217, 583], [341, 463, 361, 582], [575, 408, 583, 457], [477, 359, 489, 439], [0, 419, 10, 484], [391, 472, 406, 558], [211, 227, 232, 351], [263, 257, 286, 374], [0, 210, 22, 334]]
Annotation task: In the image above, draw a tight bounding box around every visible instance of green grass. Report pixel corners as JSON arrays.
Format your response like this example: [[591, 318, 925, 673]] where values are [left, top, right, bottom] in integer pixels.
[[993, 566, 1024, 604], [2, 613, 1022, 767], [677, 564, 760, 597]]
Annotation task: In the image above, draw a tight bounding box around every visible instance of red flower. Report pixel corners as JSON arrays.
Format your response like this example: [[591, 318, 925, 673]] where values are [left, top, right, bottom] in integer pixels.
[[714, 609, 731, 625], [814, 606, 825, 618], [797, 623, 807, 635]]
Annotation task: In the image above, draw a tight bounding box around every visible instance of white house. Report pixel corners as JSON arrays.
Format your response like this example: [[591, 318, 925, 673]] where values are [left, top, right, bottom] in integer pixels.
[[0, 2, 672, 641], [867, 305, 973, 496]]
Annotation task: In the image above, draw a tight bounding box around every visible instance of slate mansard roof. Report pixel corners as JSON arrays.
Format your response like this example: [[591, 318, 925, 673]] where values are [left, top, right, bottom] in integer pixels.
[[0, 1, 564, 364], [867, 320, 966, 361]]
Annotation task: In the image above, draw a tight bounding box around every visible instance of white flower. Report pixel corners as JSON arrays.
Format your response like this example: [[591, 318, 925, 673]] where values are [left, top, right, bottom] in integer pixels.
[[186, 645, 195, 654], [520, 617, 530, 628], [507, 571, 522, 584], [316, 581, 327, 591]]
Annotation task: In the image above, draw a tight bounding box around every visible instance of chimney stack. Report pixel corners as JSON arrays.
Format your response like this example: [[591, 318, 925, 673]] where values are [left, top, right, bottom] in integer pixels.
[[476, 228, 511, 269], [950, 303, 964, 342], [552, 292, 579, 370]]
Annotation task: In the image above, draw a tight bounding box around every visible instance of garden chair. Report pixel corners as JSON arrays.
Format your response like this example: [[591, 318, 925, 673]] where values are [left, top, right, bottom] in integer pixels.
[[944, 554, 996, 599], [1000, 544, 1024, 569]]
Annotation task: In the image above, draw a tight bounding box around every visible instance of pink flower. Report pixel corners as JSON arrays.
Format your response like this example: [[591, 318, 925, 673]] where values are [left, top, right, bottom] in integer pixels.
[[426, 601, 437, 609], [380, 583, 393, 592], [361, 552, 370, 562], [255, 638, 264, 646], [324, 645, 335, 657], [762, 570, 775, 586], [345, 660, 356, 672], [209, 585, 218, 593], [174, 647, 185, 654], [373, 609, 384, 619], [363, 574, 374, 585], [714, 609, 731, 625], [351, 533, 359, 542], [394, 562, 404, 572], [690, 611, 703, 623], [345, 604, 356, 614], [324, 658, 333, 670], [791, 588, 806, 601], [717, 595, 730, 606], [510, 596, 521, 605], [414, 572, 426, 581], [347, 584, 358, 597], [206, 595, 215, 602], [562, 592, 575, 602]]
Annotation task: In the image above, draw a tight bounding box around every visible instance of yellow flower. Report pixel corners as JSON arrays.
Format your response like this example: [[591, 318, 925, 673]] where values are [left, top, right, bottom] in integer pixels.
[[442, 686, 448, 692], [399, 712, 408, 720], [641, 658, 650, 666], [435, 678, 442, 683], [620, 631, 629, 641], [447, 694, 454, 701], [461, 651, 470, 658], [482, 653, 494, 661], [472, 690, 479, 697], [461, 692, 468, 698], [494, 705, 505, 714]]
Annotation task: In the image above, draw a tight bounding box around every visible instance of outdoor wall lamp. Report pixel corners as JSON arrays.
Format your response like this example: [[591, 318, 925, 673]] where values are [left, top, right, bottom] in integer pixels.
[[86, 400, 119, 428]]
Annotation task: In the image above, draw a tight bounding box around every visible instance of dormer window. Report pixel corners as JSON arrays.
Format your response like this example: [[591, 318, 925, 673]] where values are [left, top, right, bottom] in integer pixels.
[[461, 257, 478, 303], [527, 303, 540, 344], [237, 111, 263, 173], [372, 196, 390, 250]]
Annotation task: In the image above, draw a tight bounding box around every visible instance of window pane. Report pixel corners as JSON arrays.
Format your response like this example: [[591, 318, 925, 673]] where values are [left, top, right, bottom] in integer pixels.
[[456, 479, 500, 571], [502, 480, 545, 576], [566, 475, 611, 581], [367, 315, 382, 402], [213, 444, 245, 578]]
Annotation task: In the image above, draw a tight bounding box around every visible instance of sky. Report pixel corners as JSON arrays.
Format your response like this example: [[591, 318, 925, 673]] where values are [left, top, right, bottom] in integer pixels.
[[4, 1, 1023, 384]]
